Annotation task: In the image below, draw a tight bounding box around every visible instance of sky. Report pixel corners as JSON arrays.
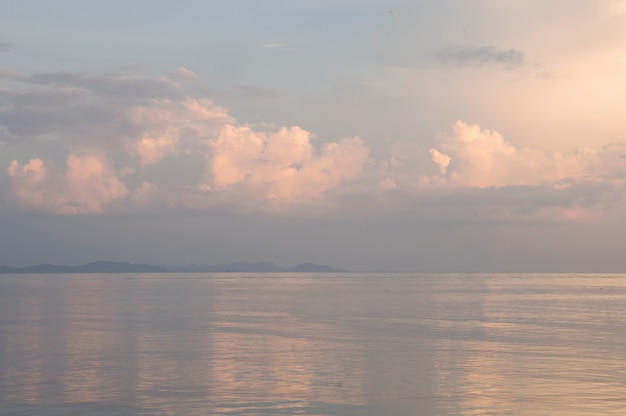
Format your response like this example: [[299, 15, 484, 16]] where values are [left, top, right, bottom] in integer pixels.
[[1, 0, 626, 271]]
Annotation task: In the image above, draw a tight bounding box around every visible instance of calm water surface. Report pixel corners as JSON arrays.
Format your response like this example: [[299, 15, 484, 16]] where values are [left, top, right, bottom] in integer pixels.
[[2, 273, 626, 415]]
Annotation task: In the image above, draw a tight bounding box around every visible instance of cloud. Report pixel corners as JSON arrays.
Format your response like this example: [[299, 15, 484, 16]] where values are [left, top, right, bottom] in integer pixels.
[[433, 46, 525, 69], [205, 125, 369, 206], [0, 69, 372, 214], [0, 70, 222, 151], [429, 149, 451, 175], [426, 121, 593, 188], [0, 70, 183, 100], [342, 120, 626, 225], [2, 68, 626, 222], [7, 154, 129, 214], [167, 67, 200, 84], [0, 42, 10, 52], [127, 97, 234, 165], [401, 121, 626, 224]]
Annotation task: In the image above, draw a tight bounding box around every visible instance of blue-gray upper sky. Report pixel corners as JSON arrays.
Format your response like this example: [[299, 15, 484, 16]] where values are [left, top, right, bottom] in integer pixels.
[[2, 0, 626, 271]]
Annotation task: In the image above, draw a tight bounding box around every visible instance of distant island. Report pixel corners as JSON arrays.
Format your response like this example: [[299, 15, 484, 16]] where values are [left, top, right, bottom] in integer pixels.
[[0, 260, 346, 274]]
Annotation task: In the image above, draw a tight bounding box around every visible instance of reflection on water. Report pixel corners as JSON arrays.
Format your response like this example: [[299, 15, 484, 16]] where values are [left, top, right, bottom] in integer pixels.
[[2, 273, 626, 415], [430, 275, 626, 416]]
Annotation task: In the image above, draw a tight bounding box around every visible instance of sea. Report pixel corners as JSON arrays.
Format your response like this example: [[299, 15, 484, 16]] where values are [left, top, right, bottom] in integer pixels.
[[1, 272, 626, 415]]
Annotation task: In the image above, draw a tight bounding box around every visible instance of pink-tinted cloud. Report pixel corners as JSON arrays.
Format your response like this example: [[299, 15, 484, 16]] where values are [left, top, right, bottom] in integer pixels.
[[7, 154, 129, 214], [127, 97, 234, 165], [427, 121, 588, 188], [3, 69, 626, 221], [206, 125, 370, 205]]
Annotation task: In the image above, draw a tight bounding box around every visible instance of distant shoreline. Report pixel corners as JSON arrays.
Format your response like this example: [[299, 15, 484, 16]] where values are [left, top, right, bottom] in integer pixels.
[[0, 261, 346, 274]]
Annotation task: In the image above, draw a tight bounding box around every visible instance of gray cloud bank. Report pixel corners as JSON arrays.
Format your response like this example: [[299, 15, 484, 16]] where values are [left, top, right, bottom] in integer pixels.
[[433, 45, 525, 69]]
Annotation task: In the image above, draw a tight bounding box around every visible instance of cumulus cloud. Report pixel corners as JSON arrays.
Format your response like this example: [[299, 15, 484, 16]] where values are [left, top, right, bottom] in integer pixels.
[[426, 121, 591, 188], [2, 68, 626, 221], [7, 154, 129, 214], [429, 149, 451, 175], [0, 69, 373, 214], [206, 125, 369, 205], [430, 122, 523, 186], [127, 97, 234, 165], [433, 46, 525, 69]]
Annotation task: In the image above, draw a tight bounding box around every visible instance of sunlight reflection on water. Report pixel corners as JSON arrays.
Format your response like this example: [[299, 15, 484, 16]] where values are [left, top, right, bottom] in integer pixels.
[[2, 273, 626, 415]]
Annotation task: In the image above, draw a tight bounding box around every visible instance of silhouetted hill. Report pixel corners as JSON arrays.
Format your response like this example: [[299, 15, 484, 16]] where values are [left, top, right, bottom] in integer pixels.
[[0, 261, 167, 274], [74, 261, 167, 273], [19, 264, 73, 273], [0, 261, 345, 274]]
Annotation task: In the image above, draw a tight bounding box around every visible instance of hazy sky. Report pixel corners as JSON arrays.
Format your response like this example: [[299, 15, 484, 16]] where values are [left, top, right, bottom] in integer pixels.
[[2, 0, 626, 271]]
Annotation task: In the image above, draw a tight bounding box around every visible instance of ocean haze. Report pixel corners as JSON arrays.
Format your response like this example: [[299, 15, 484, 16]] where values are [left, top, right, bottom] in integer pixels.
[[2, 212, 626, 273]]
